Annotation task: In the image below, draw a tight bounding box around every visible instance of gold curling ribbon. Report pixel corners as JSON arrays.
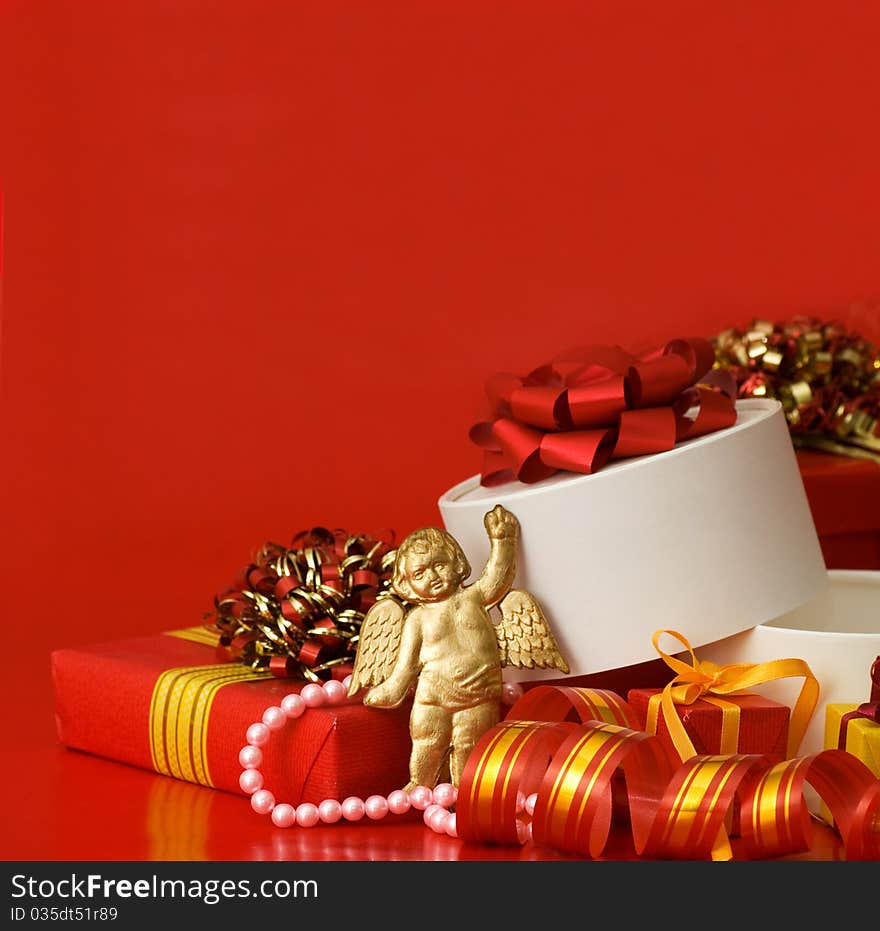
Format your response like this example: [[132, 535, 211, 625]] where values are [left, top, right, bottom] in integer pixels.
[[149, 663, 270, 786], [712, 315, 880, 463], [647, 629, 820, 763]]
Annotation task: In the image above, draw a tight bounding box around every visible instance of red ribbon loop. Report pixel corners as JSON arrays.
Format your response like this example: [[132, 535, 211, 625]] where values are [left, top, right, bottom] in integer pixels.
[[509, 384, 570, 431], [472, 337, 737, 485], [491, 419, 557, 485], [676, 385, 738, 441], [566, 375, 628, 428], [627, 354, 694, 408], [665, 336, 717, 380], [614, 408, 677, 458], [539, 428, 616, 474]]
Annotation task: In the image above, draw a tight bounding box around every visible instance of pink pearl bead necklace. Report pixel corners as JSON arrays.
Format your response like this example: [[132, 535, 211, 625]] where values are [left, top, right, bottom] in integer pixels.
[[237, 673, 519, 838]]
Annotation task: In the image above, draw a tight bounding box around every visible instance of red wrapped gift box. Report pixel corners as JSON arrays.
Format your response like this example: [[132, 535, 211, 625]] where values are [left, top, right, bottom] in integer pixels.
[[626, 687, 791, 768], [797, 449, 880, 570], [51, 627, 413, 804]]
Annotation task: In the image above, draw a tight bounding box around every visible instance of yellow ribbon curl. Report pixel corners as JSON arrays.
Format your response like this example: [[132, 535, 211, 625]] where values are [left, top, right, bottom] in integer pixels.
[[647, 629, 820, 763]]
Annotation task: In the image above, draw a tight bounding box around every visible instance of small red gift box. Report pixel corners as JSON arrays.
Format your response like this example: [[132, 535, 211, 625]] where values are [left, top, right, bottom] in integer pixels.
[[51, 626, 413, 804], [626, 688, 791, 769], [797, 449, 880, 570], [627, 685, 791, 836]]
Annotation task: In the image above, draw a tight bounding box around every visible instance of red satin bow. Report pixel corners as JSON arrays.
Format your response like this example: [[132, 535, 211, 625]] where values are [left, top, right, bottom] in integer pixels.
[[470, 337, 738, 486]]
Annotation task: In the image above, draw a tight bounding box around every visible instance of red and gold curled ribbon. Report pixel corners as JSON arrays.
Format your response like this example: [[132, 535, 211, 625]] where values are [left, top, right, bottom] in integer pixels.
[[712, 315, 880, 463], [470, 337, 738, 486], [207, 527, 397, 681], [456, 685, 880, 861], [647, 629, 820, 763]]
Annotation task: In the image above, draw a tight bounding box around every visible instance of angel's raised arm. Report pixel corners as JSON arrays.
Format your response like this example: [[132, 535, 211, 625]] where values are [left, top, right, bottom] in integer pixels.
[[472, 505, 519, 608]]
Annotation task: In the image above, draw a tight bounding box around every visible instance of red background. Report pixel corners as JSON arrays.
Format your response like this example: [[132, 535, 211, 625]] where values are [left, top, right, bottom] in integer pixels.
[[1, 1, 877, 860]]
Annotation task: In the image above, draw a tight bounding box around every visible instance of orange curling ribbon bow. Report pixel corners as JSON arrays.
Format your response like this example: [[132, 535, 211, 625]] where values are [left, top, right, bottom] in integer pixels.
[[470, 337, 738, 486], [455, 685, 880, 861], [647, 629, 820, 762]]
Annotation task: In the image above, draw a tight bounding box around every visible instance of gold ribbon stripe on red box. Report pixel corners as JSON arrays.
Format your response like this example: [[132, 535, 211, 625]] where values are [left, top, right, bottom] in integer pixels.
[[150, 627, 270, 786]]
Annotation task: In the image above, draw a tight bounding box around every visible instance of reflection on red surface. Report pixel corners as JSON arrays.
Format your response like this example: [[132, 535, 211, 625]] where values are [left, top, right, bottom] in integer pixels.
[[2, 740, 846, 862], [146, 778, 216, 861]]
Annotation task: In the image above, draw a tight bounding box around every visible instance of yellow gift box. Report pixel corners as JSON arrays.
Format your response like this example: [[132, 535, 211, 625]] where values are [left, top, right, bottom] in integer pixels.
[[819, 703, 880, 826]]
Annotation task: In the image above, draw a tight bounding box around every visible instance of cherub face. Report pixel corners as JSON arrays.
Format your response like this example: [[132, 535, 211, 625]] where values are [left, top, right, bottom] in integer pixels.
[[404, 549, 460, 602]]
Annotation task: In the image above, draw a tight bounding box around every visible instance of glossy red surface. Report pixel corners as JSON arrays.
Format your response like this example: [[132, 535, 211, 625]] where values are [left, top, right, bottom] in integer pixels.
[[2, 1, 877, 863], [9, 739, 848, 861]]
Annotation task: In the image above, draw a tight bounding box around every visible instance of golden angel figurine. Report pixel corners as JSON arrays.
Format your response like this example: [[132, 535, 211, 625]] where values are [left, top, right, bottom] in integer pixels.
[[348, 504, 569, 790]]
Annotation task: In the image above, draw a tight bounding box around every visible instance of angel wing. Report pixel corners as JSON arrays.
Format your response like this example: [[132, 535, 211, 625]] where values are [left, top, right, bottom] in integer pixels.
[[495, 590, 570, 674], [347, 595, 407, 697]]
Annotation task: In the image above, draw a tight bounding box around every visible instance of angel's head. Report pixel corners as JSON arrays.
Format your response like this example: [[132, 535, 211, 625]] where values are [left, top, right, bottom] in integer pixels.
[[392, 527, 471, 603]]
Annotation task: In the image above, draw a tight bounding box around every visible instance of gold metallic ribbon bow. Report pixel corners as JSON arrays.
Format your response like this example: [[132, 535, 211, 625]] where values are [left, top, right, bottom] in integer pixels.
[[648, 629, 820, 762], [712, 315, 880, 463], [209, 527, 397, 681]]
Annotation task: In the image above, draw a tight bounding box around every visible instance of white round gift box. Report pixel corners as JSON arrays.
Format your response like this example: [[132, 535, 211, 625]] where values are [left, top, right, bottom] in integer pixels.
[[437, 398, 828, 680], [698, 569, 880, 758]]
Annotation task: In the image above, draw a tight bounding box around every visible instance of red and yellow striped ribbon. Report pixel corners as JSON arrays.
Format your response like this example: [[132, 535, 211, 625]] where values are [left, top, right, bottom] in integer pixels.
[[533, 722, 661, 858], [502, 684, 639, 729], [647, 629, 820, 762], [456, 685, 880, 860], [456, 719, 579, 845]]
